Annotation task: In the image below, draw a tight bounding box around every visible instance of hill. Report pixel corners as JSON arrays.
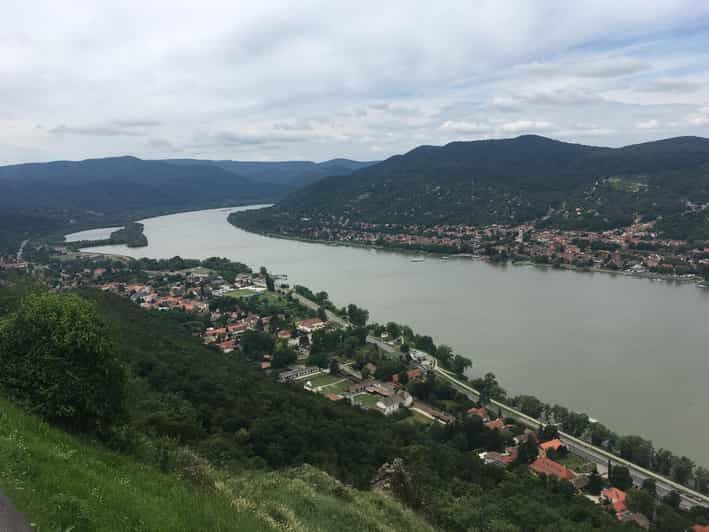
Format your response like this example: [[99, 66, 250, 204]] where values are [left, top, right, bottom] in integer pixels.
[[162, 157, 377, 186], [0, 156, 285, 252], [231, 135, 709, 237], [0, 396, 433, 532]]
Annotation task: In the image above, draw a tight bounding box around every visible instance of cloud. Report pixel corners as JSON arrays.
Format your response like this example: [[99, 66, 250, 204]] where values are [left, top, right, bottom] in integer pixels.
[[686, 107, 709, 126], [636, 119, 660, 129], [642, 79, 701, 93], [1, 1, 709, 162], [439, 120, 490, 134], [49, 124, 146, 137], [499, 120, 554, 133]]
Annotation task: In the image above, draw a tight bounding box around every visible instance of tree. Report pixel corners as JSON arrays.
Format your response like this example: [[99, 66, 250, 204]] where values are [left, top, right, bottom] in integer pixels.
[[641, 478, 657, 497], [347, 304, 369, 327], [451, 354, 471, 375], [627, 488, 655, 518], [0, 292, 125, 434], [609, 465, 633, 491], [317, 306, 328, 322], [586, 467, 603, 495], [386, 322, 401, 339], [436, 344, 453, 367], [695, 466, 709, 494], [671, 455, 694, 485], [329, 358, 340, 375], [538, 424, 559, 442], [663, 490, 681, 510], [619, 435, 653, 468], [654, 448, 673, 475], [265, 275, 275, 292]]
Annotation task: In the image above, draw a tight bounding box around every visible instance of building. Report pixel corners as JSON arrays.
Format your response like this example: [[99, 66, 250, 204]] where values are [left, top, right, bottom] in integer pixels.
[[529, 457, 576, 482], [601, 487, 627, 514], [278, 365, 321, 383], [539, 439, 566, 456], [296, 318, 328, 333]]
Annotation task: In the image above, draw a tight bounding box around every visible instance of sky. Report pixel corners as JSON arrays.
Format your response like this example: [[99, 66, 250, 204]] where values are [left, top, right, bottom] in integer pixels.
[[2, 0, 709, 164]]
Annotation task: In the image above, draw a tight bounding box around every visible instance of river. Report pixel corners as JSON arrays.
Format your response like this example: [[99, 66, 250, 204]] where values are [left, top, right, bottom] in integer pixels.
[[69, 205, 709, 467]]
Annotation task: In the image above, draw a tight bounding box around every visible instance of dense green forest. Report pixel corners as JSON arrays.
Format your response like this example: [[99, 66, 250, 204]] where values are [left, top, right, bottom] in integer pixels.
[[0, 278, 648, 531], [231, 135, 709, 239]]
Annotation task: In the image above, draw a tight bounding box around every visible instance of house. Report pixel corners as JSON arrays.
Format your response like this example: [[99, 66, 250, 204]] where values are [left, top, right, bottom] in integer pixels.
[[391, 368, 422, 384], [601, 487, 627, 514], [260, 361, 271, 370], [325, 393, 344, 402], [468, 406, 489, 422], [277, 329, 293, 339], [539, 439, 566, 455], [529, 457, 576, 482], [366, 382, 395, 397], [217, 339, 236, 353], [478, 451, 509, 467], [296, 318, 327, 333], [485, 418, 506, 431], [278, 365, 321, 383], [693, 525, 709, 532]]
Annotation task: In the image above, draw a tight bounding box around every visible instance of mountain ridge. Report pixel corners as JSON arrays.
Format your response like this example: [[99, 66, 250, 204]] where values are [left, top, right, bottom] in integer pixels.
[[231, 135, 709, 235]]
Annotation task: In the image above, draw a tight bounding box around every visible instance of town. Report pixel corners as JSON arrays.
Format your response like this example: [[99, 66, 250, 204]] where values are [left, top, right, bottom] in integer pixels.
[[267, 212, 709, 285], [5, 241, 706, 530]]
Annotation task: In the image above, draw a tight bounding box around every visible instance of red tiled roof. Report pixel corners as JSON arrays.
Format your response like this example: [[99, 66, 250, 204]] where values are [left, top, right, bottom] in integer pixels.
[[485, 418, 506, 431], [529, 457, 576, 481], [693, 525, 709, 532], [540, 439, 564, 452], [298, 318, 326, 328], [468, 407, 489, 420]]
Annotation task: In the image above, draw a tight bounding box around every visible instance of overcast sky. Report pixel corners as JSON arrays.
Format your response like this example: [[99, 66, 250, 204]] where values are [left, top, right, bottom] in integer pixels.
[[2, 1, 709, 164]]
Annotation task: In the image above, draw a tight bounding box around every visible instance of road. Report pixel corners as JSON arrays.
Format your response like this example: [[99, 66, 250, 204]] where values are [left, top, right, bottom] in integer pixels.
[[285, 286, 709, 509], [16, 239, 28, 261], [434, 367, 709, 510]]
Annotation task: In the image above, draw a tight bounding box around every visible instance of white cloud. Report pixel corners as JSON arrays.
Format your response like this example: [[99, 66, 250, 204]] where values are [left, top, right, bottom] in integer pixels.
[[499, 120, 554, 133], [636, 119, 660, 129], [1, 0, 709, 162]]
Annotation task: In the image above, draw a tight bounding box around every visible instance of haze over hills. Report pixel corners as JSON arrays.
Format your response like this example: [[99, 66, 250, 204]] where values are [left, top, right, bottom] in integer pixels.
[[162, 158, 378, 187], [232, 135, 709, 238]]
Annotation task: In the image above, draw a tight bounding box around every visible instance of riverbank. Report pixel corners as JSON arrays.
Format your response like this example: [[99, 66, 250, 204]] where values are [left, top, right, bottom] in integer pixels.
[[227, 219, 708, 288], [60, 205, 709, 468]]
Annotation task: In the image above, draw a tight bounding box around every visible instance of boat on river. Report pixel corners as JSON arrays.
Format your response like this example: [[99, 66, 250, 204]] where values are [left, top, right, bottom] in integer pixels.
[[410, 256, 425, 263]]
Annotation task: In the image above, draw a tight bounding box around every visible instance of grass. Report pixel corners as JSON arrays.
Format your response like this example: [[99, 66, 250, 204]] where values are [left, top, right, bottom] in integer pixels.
[[322, 379, 352, 395], [0, 396, 433, 532], [225, 287, 263, 298], [0, 397, 264, 532], [556, 452, 595, 473], [306, 374, 342, 388], [355, 393, 381, 409], [399, 411, 433, 426]]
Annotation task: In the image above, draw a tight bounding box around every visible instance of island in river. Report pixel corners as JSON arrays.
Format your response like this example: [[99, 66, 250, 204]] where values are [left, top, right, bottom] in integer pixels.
[[69, 205, 709, 468]]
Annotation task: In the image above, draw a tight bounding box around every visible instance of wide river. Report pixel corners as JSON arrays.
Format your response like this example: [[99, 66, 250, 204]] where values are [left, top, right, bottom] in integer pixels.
[[69, 205, 709, 467]]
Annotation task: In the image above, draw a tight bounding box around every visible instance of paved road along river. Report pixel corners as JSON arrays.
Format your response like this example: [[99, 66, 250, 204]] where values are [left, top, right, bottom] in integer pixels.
[[69, 205, 709, 468]]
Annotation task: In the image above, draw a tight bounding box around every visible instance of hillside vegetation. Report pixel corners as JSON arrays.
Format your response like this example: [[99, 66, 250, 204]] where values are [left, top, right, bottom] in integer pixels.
[[0, 279, 632, 531], [0, 397, 431, 532], [232, 135, 709, 238]]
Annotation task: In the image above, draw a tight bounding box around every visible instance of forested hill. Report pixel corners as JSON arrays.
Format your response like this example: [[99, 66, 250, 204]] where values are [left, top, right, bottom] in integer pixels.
[[0, 156, 283, 212], [237, 135, 709, 234], [162, 157, 378, 186], [0, 156, 284, 252]]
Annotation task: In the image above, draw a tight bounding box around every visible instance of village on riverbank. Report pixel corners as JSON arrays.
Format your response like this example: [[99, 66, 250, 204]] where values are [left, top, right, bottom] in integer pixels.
[[245, 213, 709, 287], [6, 239, 706, 529]]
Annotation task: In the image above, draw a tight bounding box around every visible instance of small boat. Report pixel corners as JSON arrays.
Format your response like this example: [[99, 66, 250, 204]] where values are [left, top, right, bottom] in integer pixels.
[[440, 256, 449, 261], [410, 256, 425, 263]]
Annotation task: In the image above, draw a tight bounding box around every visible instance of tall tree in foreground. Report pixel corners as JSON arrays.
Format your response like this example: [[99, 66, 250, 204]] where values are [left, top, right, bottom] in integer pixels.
[[0, 291, 125, 433]]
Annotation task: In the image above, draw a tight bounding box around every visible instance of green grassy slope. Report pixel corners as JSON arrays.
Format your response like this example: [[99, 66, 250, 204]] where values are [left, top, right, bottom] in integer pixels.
[[0, 397, 432, 532]]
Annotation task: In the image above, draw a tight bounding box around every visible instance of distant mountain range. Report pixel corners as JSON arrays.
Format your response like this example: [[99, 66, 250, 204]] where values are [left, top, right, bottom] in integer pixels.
[[231, 135, 709, 238], [0, 155, 372, 250], [161, 158, 377, 186]]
